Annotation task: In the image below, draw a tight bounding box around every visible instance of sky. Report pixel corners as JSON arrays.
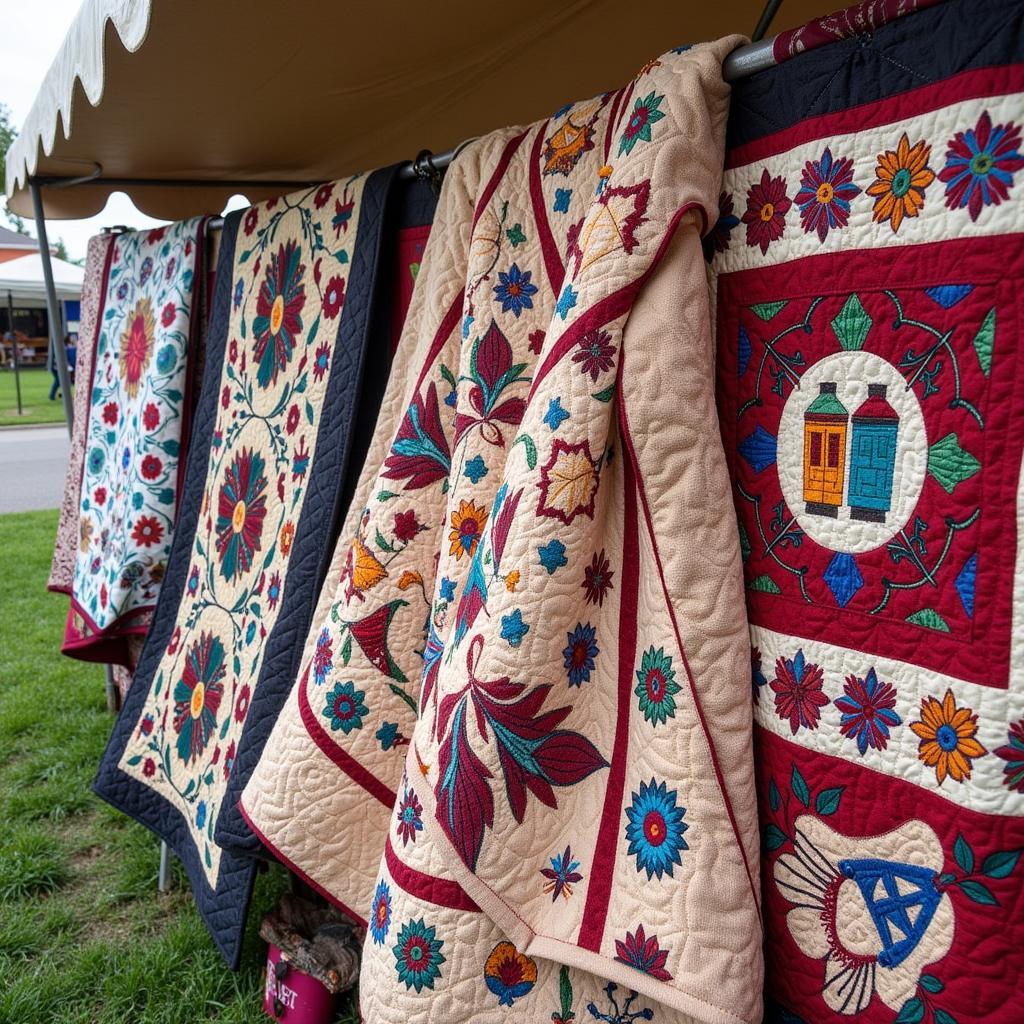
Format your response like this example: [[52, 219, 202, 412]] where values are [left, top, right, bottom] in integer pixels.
[[0, 2, 244, 261]]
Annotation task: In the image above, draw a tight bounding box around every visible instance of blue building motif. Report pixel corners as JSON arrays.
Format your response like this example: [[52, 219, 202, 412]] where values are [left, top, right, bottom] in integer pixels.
[[848, 384, 900, 523]]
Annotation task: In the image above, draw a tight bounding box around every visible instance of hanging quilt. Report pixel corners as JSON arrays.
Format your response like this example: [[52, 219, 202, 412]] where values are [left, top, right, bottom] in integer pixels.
[[94, 169, 430, 968], [50, 232, 115, 594], [710, 1, 1024, 1022], [59, 220, 206, 668], [242, 38, 764, 1024]]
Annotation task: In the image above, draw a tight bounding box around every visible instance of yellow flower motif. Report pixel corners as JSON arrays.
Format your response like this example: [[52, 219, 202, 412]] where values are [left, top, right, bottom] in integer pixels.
[[350, 535, 386, 594], [79, 516, 94, 552], [279, 520, 295, 557], [398, 570, 423, 591], [910, 688, 986, 785], [866, 133, 935, 233], [505, 570, 520, 593], [448, 499, 488, 561]]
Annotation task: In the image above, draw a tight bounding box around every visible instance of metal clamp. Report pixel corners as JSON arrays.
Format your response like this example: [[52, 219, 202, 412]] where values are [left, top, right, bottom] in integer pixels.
[[411, 149, 444, 196]]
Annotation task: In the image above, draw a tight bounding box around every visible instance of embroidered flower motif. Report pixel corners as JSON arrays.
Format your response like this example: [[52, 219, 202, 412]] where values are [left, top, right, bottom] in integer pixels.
[[537, 439, 599, 524], [396, 786, 423, 846], [614, 924, 672, 981], [995, 718, 1024, 793], [703, 191, 740, 261], [619, 91, 666, 156], [572, 329, 616, 381], [543, 109, 597, 176], [333, 191, 355, 237], [102, 402, 119, 425], [939, 110, 1024, 221], [215, 448, 268, 582], [279, 520, 295, 556], [634, 646, 681, 726], [370, 879, 392, 945], [266, 571, 282, 609], [540, 844, 583, 901], [140, 455, 162, 480], [751, 647, 767, 701], [160, 302, 176, 327], [313, 183, 333, 209], [500, 608, 529, 648], [322, 274, 346, 319], [910, 689, 986, 785], [774, 815, 954, 1015], [222, 740, 236, 780], [291, 436, 309, 479], [867, 133, 935, 233], [504, 570, 520, 592], [582, 549, 614, 607], [563, 622, 599, 687], [463, 455, 488, 484], [235, 683, 251, 723], [393, 509, 420, 543], [794, 147, 861, 241], [448, 499, 488, 560], [313, 627, 333, 686], [313, 341, 331, 381], [834, 668, 902, 754], [493, 263, 538, 318], [142, 403, 160, 430], [393, 918, 445, 992], [253, 240, 305, 388], [322, 680, 367, 734], [484, 942, 537, 1007], [243, 207, 259, 235], [770, 649, 828, 734], [742, 170, 791, 255], [538, 538, 568, 575], [118, 297, 155, 398], [624, 778, 689, 880], [172, 632, 226, 764], [131, 515, 164, 548]]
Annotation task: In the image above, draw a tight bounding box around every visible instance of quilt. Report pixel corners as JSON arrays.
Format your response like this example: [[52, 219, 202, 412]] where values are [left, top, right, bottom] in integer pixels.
[[94, 168, 430, 967], [711, 1, 1024, 1021], [242, 38, 764, 1024], [49, 232, 115, 593], [59, 220, 206, 668]]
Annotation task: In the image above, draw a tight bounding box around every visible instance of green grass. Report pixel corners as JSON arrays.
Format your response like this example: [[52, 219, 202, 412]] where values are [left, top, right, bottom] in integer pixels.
[[0, 367, 68, 427], [0, 510, 358, 1022]]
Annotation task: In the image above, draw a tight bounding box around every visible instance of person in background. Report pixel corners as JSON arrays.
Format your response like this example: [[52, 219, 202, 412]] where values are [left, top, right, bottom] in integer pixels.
[[49, 334, 76, 400]]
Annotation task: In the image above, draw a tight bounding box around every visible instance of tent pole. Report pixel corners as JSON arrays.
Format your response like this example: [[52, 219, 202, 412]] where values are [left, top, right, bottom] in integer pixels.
[[6, 291, 22, 416], [28, 179, 74, 435], [158, 841, 171, 892]]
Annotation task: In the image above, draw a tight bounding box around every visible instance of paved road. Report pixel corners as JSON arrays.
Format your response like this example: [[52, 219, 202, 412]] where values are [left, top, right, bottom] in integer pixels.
[[0, 425, 69, 513]]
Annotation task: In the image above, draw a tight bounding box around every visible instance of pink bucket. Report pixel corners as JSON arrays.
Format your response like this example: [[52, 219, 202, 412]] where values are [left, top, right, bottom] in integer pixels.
[[263, 943, 338, 1023]]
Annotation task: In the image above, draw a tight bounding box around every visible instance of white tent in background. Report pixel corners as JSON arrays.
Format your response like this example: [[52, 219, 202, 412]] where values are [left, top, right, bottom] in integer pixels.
[[0, 252, 84, 304]]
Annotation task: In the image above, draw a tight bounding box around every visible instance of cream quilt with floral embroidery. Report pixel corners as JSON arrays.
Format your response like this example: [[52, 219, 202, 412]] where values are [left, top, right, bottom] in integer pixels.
[[242, 38, 763, 1024]]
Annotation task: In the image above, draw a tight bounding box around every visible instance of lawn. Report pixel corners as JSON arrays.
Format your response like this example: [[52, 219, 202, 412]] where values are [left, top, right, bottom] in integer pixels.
[[0, 367, 68, 427], [0, 509, 358, 1022]]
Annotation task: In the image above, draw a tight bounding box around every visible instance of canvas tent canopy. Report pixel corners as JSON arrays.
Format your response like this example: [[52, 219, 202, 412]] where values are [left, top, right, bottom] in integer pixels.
[[0, 251, 84, 303], [3, 0, 830, 221]]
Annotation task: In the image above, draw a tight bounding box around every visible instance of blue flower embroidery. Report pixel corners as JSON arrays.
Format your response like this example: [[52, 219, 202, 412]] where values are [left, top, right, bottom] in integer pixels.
[[464, 455, 488, 484], [556, 284, 578, 321], [322, 680, 368, 734], [624, 778, 689, 880], [538, 539, 568, 575], [563, 622, 599, 687], [376, 721, 400, 750], [500, 609, 530, 648], [554, 188, 572, 213], [370, 880, 392, 945], [544, 398, 570, 431], [494, 264, 538, 318]]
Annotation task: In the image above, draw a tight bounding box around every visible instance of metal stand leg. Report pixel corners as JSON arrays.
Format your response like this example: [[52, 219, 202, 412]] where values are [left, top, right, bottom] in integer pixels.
[[103, 663, 118, 713], [28, 179, 74, 436], [158, 841, 171, 893]]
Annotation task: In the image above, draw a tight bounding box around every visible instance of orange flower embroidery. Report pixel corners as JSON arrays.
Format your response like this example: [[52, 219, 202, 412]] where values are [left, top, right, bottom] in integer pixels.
[[910, 688, 986, 785], [279, 520, 295, 556], [866, 133, 935, 233], [448, 499, 488, 561]]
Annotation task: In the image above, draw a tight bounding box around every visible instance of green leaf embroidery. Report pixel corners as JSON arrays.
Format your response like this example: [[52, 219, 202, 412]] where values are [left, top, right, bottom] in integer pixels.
[[928, 433, 981, 494], [953, 833, 974, 873], [335, 250, 349, 264], [738, 521, 751, 562], [126, 754, 143, 767], [389, 683, 418, 715], [592, 384, 616, 403], [972, 307, 995, 375], [377, 490, 399, 502], [938, 872, 957, 886], [558, 965, 573, 1019], [831, 294, 873, 350], [375, 529, 395, 553], [513, 433, 537, 470], [440, 364, 457, 390], [894, 997, 925, 1024], [933, 1009, 958, 1024], [919, 975, 944, 994], [306, 314, 321, 345], [791, 764, 810, 808], [409, 262, 419, 281], [768, 779, 780, 812], [341, 634, 352, 666], [958, 879, 998, 905], [815, 786, 844, 816], [748, 574, 781, 594], [750, 300, 788, 321], [981, 849, 1021, 879], [763, 824, 787, 851], [906, 608, 950, 633]]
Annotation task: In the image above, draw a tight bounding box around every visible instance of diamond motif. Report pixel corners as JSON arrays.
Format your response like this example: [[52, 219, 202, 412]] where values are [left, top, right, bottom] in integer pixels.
[[824, 551, 863, 607]]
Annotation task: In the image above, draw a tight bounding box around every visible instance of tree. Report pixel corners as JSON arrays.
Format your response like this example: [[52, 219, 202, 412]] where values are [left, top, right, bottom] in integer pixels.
[[0, 104, 30, 235]]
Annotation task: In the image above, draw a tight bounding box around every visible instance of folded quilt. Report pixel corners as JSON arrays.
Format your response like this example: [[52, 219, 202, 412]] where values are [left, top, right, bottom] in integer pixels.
[[711, 1, 1024, 1021], [49, 232, 115, 593], [242, 37, 764, 1024], [58, 220, 206, 668], [94, 169, 432, 967]]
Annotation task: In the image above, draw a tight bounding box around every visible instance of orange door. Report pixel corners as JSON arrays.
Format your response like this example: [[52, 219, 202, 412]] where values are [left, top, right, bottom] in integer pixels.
[[803, 425, 846, 506]]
